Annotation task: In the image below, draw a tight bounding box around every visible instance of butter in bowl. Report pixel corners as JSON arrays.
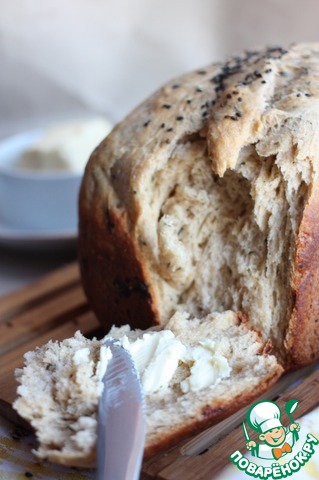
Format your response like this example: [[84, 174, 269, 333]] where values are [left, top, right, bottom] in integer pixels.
[[0, 117, 112, 236]]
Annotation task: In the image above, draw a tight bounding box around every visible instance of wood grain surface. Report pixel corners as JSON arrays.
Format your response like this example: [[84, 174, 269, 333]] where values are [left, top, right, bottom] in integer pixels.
[[0, 262, 101, 406], [0, 261, 317, 479]]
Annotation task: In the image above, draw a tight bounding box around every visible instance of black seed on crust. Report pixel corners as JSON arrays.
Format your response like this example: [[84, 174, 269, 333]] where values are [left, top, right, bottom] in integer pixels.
[[134, 279, 151, 299], [113, 277, 151, 299], [104, 210, 115, 233]]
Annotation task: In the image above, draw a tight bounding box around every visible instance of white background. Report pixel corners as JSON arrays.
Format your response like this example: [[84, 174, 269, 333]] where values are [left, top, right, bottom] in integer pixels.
[[1, 0, 319, 136]]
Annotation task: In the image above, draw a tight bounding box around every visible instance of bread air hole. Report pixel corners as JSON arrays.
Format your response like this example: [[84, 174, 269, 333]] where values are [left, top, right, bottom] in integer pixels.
[[143, 139, 307, 357]]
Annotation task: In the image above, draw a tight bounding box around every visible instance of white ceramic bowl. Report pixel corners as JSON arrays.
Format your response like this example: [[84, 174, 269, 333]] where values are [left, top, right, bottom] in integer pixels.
[[0, 130, 82, 233]]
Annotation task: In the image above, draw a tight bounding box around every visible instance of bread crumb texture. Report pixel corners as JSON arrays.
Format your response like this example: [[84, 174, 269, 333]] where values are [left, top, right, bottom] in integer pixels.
[[79, 43, 319, 366], [14, 312, 282, 467]]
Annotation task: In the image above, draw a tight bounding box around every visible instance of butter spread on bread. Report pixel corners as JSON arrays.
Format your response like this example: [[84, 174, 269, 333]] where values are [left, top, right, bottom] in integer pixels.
[[110, 325, 231, 395], [14, 43, 319, 468], [14, 311, 282, 467]]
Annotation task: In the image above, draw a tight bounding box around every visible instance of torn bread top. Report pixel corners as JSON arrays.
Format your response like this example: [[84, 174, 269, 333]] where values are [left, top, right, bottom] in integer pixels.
[[80, 43, 319, 365]]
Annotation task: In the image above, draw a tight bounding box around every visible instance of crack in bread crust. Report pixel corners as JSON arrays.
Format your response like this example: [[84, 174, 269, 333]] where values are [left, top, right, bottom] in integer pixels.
[[79, 43, 319, 367]]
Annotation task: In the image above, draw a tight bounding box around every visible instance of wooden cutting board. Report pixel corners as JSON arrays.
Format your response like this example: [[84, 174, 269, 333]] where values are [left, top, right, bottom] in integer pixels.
[[0, 261, 318, 479], [0, 262, 102, 407]]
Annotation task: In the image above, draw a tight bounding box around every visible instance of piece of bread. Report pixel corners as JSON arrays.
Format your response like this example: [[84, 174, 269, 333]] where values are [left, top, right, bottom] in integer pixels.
[[79, 43, 319, 368], [13, 311, 282, 467]]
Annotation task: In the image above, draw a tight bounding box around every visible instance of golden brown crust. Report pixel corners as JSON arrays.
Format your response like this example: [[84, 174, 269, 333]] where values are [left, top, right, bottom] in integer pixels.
[[285, 181, 319, 366], [144, 363, 283, 459], [79, 185, 160, 330], [16, 312, 282, 468], [45, 350, 283, 466], [79, 43, 319, 367]]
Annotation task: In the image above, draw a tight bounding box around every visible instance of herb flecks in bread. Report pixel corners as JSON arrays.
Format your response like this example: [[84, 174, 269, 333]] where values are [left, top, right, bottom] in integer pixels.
[[14, 43, 319, 469], [79, 43, 319, 367], [14, 311, 282, 467]]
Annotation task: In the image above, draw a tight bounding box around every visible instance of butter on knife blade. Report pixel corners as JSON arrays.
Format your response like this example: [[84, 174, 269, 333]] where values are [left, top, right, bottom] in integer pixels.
[[97, 338, 146, 480]]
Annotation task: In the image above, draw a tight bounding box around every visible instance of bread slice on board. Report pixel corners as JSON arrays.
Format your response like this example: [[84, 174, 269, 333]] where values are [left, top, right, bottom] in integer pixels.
[[79, 43, 319, 367], [13, 311, 282, 467]]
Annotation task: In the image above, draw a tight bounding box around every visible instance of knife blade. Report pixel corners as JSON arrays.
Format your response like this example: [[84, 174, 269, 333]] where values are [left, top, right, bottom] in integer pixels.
[[97, 338, 146, 480]]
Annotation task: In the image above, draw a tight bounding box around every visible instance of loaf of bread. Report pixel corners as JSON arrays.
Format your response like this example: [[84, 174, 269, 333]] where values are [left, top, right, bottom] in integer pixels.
[[14, 311, 282, 467], [79, 43, 319, 368]]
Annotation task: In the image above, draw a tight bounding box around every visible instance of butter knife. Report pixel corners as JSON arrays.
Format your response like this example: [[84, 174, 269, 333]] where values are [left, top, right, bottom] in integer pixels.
[[97, 338, 146, 480]]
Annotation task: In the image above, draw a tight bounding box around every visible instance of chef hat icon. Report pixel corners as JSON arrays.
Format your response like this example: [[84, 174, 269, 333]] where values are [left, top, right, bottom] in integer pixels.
[[247, 400, 283, 434]]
